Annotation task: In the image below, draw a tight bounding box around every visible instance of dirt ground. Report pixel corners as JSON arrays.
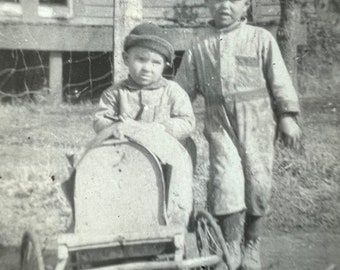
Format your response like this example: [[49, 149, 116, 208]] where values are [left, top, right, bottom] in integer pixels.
[[1, 232, 339, 270], [0, 96, 339, 269]]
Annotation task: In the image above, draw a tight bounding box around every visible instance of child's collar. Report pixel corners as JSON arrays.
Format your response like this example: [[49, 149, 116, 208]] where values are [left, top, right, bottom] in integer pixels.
[[122, 76, 167, 90], [208, 18, 247, 33]]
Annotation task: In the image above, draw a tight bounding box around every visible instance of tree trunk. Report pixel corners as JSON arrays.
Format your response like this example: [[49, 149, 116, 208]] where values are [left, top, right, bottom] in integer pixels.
[[277, 0, 301, 89]]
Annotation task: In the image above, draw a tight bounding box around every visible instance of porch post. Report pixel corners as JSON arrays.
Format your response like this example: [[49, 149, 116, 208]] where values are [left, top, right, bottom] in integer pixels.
[[21, 0, 39, 21], [49, 51, 63, 102], [113, 0, 143, 83]]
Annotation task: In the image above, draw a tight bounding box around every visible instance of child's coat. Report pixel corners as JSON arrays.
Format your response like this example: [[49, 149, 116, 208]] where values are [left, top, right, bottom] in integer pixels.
[[176, 22, 300, 216], [94, 77, 195, 141], [94, 77, 195, 225]]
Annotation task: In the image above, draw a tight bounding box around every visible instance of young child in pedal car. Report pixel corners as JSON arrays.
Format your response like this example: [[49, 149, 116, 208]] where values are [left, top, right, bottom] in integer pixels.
[[175, 0, 302, 269], [93, 22, 196, 227], [94, 22, 195, 142]]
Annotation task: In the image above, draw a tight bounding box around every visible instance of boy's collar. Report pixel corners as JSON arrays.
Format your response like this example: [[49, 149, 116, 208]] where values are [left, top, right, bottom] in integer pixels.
[[122, 76, 167, 90], [208, 19, 246, 33]]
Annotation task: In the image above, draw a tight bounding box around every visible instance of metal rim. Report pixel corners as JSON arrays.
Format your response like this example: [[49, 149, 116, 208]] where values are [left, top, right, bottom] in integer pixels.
[[20, 231, 45, 270], [195, 210, 231, 270]]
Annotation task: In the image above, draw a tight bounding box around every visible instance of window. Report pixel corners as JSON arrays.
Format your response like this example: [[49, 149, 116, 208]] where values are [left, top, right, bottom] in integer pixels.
[[0, 0, 22, 17], [38, 0, 72, 18], [39, 0, 67, 5]]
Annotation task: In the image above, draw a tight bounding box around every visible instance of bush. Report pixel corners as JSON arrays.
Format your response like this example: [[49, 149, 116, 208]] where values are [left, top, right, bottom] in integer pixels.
[[299, 6, 340, 96]]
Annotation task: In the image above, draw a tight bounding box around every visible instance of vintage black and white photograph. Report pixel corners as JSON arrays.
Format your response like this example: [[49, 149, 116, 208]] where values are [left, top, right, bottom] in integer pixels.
[[0, 0, 339, 269]]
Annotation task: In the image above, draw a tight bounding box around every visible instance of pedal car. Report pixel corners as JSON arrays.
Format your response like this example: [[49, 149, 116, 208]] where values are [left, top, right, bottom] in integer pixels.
[[20, 127, 231, 270]]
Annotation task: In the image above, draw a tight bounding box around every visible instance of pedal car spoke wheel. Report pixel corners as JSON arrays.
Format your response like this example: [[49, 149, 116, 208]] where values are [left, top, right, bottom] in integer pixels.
[[20, 231, 45, 270], [195, 210, 230, 269]]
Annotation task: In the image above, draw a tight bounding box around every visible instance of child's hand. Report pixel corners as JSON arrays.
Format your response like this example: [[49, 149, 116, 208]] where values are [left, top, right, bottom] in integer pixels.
[[119, 113, 141, 129], [111, 122, 125, 139], [111, 114, 142, 139], [279, 114, 302, 149], [117, 113, 166, 136]]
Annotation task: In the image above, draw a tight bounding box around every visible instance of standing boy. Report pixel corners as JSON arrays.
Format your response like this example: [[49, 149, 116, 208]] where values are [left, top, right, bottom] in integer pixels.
[[176, 1, 301, 269]]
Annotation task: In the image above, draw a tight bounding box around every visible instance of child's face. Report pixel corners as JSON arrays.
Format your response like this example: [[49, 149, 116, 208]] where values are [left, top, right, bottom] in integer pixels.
[[123, 47, 165, 87], [205, 0, 249, 28]]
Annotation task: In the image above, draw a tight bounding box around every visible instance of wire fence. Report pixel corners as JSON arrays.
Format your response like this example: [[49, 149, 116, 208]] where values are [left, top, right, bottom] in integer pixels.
[[0, 49, 185, 103], [0, 49, 113, 103]]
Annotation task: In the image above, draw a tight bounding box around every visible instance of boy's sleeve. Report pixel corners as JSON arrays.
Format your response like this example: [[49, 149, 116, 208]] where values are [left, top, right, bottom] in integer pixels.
[[93, 88, 120, 133], [262, 32, 300, 115], [161, 82, 196, 140], [175, 48, 200, 101]]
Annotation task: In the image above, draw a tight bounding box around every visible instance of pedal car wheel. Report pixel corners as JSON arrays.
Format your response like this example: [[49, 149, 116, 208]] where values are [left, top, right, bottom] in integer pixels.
[[195, 210, 229, 269], [20, 231, 45, 270]]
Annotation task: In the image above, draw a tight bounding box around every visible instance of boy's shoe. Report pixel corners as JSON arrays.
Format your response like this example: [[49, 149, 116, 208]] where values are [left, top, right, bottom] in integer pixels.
[[225, 241, 242, 270], [217, 212, 245, 270], [241, 238, 261, 270]]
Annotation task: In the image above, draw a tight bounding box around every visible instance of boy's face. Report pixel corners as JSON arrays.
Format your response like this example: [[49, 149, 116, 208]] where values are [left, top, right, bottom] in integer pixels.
[[123, 47, 165, 87], [205, 0, 249, 28]]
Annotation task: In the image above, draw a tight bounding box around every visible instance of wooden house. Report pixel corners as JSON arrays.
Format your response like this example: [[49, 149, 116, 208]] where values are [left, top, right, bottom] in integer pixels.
[[0, 0, 314, 100]]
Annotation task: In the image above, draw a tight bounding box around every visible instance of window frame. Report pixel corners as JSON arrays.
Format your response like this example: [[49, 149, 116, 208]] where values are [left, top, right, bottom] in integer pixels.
[[39, 0, 67, 5], [0, 0, 22, 17], [38, 0, 73, 18]]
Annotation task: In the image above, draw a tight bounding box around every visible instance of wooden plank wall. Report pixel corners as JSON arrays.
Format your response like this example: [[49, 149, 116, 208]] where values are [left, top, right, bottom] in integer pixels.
[[0, 0, 315, 51], [72, 0, 113, 25], [142, 0, 282, 26], [143, 0, 315, 26], [0, 0, 316, 27], [252, 0, 315, 24], [252, 0, 281, 23], [143, 0, 208, 26]]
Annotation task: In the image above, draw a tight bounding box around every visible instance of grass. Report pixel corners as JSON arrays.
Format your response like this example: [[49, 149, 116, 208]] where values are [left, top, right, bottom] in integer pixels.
[[0, 93, 339, 247], [0, 103, 95, 247], [191, 95, 340, 234], [268, 96, 340, 233]]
